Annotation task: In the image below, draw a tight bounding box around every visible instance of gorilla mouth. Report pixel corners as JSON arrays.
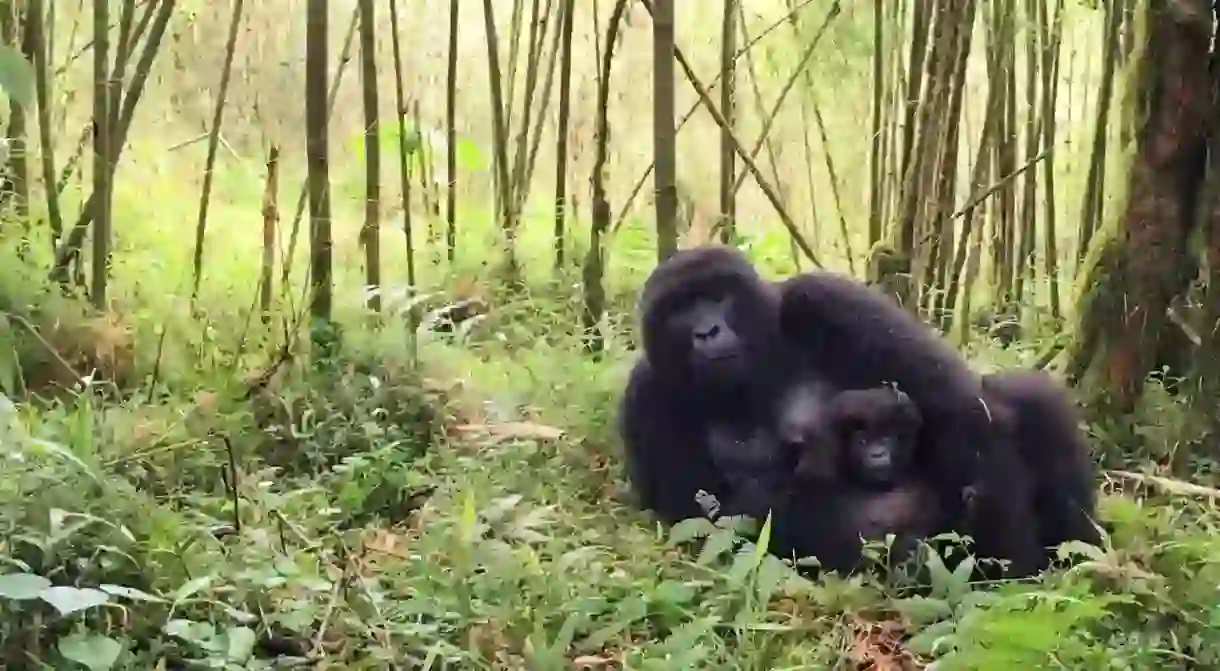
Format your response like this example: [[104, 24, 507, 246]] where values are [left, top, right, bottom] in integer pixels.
[[704, 352, 739, 361]]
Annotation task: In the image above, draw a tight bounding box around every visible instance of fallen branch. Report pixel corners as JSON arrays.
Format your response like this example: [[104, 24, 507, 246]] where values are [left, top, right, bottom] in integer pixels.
[[1106, 469, 1220, 499]]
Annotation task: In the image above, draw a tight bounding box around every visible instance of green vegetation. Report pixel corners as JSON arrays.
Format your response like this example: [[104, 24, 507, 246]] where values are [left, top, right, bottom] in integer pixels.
[[1, 0, 1219, 668]]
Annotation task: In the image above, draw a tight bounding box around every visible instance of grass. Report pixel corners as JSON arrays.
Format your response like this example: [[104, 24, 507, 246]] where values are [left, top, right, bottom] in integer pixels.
[[1, 0, 1219, 668]]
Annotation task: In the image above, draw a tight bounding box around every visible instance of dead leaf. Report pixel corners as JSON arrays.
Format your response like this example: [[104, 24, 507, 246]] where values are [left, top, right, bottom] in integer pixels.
[[848, 616, 922, 670]]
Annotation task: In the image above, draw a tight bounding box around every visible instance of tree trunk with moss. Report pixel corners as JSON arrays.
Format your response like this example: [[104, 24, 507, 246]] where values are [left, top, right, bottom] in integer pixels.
[[1184, 2, 1220, 443], [1063, 0, 1212, 415]]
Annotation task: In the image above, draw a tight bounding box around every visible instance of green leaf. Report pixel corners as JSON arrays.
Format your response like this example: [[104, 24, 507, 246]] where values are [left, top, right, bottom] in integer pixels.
[[696, 527, 738, 566], [650, 580, 697, 607], [40, 586, 111, 615], [225, 626, 257, 661], [0, 44, 32, 107], [905, 619, 956, 657], [753, 555, 788, 603], [1056, 540, 1106, 562], [172, 575, 214, 603], [947, 555, 976, 604], [924, 546, 955, 600], [99, 584, 166, 603], [753, 510, 774, 560], [892, 595, 953, 626], [0, 572, 51, 600], [668, 516, 715, 545], [58, 633, 122, 671]]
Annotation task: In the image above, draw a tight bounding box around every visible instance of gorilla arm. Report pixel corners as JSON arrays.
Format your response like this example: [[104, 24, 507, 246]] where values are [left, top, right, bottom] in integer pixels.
[[619, 359, 732, 524], [777, 272, 993, 487]]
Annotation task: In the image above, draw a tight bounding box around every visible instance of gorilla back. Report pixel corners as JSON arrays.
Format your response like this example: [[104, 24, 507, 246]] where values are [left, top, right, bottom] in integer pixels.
[[619, 246, 791, 524], [982, 370, 1101, 557], [778, 271, 1044, 578]]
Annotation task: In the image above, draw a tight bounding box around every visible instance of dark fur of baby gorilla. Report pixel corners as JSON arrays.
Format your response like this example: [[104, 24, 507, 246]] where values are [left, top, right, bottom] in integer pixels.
[[619, 246, 800, 524], [982, 370, 1101, 563], [771, 387, 944, 575], [777, 272, 1043, 578], [802, 387, 923, 487]]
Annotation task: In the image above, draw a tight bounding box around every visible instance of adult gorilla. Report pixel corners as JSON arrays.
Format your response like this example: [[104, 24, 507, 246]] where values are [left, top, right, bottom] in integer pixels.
[[982, 370, 1101, 558], [778, 271, 1044, 577], [620, 248, 1060, 580], [618, 245, 798, 523]]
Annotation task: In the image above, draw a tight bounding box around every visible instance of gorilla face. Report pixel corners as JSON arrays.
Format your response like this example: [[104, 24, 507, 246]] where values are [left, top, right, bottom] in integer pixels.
[[661, 293, 746, 385], [844, 425, 913, 487], [831, 388, 922, 489], [647, 280, 772, 392]]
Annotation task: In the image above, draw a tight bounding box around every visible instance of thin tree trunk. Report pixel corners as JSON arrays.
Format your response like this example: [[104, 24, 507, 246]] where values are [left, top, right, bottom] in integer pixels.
[[445, 0, 459, 262], [868, 0, 884, 247], [1076, 0, 1122, 265], [652, 0, 678, 260], [553, 0, 575, 269], [305, 0, 334, 351], [358, 0, 381, 313], [583, 0, 630, 353], [90, 0, 111, 307], [717, 0, 736, 243], [389, 0, 416, 297], [260, 145, 280, 325], [29, 0, 63, 251], [190, 0, 245, 301]]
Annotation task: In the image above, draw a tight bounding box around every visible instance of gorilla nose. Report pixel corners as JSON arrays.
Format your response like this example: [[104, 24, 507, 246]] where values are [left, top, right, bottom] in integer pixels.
[[694, 324, 721, 340]]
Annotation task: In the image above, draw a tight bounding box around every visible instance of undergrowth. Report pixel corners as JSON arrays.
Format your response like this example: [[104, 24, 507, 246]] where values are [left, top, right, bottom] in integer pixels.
[[1, 256, 1220, 670]]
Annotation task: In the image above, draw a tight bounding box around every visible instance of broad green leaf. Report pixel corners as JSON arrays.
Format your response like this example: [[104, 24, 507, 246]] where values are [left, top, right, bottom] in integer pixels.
[[650, 580, 697, 607], [225, 626, 257, 661], [892, 595, 953, 625], [667, 516, 715, 545], [905, 618, 956, 657], [696, 527, 737, 566], [172, 575, 214, 603], [0, 572, 51, 600], [0, 44, 32, 107], [58, 633, 122, 671], [948, 556, 977, 604], [40, 586, 111, 615]]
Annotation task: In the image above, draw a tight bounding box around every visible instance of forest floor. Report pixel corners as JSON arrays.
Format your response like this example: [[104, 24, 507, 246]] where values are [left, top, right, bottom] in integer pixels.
[[6, 250, 1220, 670], [0, 117, 1218, 669]]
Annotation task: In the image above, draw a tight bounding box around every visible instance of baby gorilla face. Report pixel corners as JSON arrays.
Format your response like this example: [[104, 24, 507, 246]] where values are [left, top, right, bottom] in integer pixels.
[[845, 424, 913, 487], [832, 388, 923, 489]]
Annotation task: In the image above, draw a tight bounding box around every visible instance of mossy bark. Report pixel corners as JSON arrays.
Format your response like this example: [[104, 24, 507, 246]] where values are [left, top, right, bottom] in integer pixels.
[[1064, 0, 1212, 415]]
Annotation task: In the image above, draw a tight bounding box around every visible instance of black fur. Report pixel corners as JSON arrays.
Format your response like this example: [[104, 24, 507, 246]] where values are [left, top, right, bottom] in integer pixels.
[[705, 422, 792, 520], [810, 387, 922, 487], [982, 370, 1101, 559], [705, 377, 833, 519], [777, 271, 1043, 578], [619, 246, 793, 524], [772, 386, 942, 575]]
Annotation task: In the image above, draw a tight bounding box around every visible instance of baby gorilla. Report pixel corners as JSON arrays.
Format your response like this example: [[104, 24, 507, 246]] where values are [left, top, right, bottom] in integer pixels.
[[817, 387, 924, 489], [771, 386, 943, 575]]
